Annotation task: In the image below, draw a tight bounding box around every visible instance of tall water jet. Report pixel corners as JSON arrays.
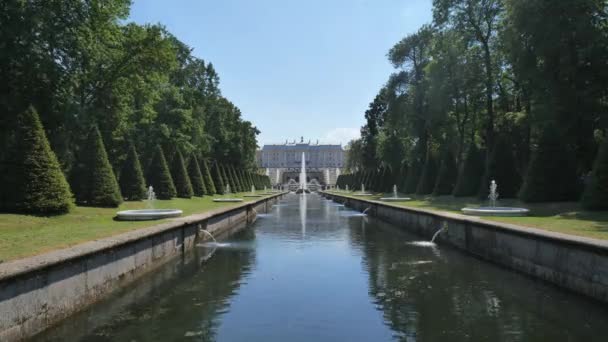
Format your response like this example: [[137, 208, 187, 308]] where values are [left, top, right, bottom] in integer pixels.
[[296, 152, 310, 194], [354, 183, 373, 196]]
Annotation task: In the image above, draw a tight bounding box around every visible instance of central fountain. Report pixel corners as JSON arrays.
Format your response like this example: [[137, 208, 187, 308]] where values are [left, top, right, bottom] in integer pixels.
[[116, 186, 183, 220], [296, 152, 311, 194], [461, 180, 529, 216], [380, 185, 411, 202]]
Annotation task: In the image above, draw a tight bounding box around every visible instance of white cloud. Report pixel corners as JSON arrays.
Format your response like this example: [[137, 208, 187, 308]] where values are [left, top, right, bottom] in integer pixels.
[[321, 127, 360, 145]]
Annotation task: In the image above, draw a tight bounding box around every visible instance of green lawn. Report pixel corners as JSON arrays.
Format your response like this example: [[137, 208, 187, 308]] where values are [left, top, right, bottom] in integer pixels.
[[0, 193, 270, 262], [327, 191, 608, 240]]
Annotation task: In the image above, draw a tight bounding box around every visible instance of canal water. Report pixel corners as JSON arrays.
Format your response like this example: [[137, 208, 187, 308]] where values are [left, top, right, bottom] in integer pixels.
[[34, 193, 608, 341]]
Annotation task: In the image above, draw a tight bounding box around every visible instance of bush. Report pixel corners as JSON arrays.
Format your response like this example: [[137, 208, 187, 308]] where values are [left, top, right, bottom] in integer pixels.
[[146, 145, 176, 199], [212, 162, 226, 194], [479, 137, 520, 199], [416, 153, 438, 195], [582, 138, 608, 210], [4, 106, 72, 214], [404, 161, 421, 194], [220, 164, 232, 192], [119, 144, 147, 201], [171, 150, 193, 198], [72, 127, 122, 207], [519, 127, 579, 202], [433, 148, 458, 195], [229, 165, 244, 192], [187, 154, 206, 197], [453, 144, 484, 197], [201, 160, 217, 195]]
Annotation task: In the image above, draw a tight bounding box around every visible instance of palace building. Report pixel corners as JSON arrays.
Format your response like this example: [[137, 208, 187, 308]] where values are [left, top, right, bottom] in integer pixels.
[[257, 137, 345, 186]]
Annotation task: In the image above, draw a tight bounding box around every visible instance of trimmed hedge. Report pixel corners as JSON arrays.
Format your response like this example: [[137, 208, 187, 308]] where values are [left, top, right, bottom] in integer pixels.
[[433, 148, 457, 195], [582, 138, 608, 210], [416, 153, 438, 195], [479, 137, 520, 199], [519, 126, 579, 202], [212, 162, 226, 194], [119, 144, 147, 201], [187, 154, 206, 197], [171, 150, 193, 198], [4, 106, 72, 214], [73, 127, 122, 207], [146, 145, 176, 199], [453, 144, 484, 197], [201, 159, 217, 195]]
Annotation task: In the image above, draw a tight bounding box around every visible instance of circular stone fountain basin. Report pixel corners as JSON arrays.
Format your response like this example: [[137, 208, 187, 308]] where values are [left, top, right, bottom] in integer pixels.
[[353, 193, 373, 196], [213, 198, 244, 203], [380, 197, 412, 202], [461, 207, 529, 217], [116, 209, 183, 221], [244, 195, 263, 198]]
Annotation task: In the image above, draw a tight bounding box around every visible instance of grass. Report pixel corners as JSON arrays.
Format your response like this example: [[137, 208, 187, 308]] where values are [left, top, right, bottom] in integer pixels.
[[327, 191, 608, 240], [0, 193, 271, 262]]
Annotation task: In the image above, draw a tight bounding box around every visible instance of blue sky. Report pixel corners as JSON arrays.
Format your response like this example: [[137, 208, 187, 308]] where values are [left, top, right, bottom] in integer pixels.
[[129, 0, 432, 146]]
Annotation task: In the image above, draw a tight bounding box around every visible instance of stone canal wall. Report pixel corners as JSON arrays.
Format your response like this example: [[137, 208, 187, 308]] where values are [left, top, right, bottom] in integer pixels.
[[322, 192, 608, 303], [0, 193, 283, 342]]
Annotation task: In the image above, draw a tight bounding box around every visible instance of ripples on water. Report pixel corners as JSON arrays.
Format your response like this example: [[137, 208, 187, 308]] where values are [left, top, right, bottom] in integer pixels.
[[34, 193, 608, 342]]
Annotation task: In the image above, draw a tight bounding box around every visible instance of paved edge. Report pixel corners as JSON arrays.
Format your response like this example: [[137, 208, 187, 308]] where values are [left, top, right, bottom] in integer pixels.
[[0, 193, 287, 282], [321, 191, 608, 253]]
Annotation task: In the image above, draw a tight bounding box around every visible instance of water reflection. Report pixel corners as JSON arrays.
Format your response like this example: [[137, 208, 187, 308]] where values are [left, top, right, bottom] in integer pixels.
[[33, 194, 608, 342]]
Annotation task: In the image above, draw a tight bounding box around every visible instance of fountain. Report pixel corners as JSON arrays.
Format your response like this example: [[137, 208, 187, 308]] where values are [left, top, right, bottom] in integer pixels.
[[244, 185, 263, 198], [380, 185, 411, 202], [353, 183, 373, 196], [461, 180, 529, 216], [295, 152, 310, 194], [213, 184, 244, 202], [116, 186, 183, 220]]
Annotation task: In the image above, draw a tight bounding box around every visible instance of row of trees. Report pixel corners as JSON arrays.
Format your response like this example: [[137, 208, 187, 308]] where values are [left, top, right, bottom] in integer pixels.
[[1, 107, 271, 214], [344, 0, 608, 209], [0, 1, 268, 214]]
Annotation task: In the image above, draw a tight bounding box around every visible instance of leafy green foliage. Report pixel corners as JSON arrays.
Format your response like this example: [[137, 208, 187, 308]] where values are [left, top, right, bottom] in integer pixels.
[[72, 127, 122, 207], [119, 144, 147, 201], [146, 145, 176, 199], [582, 139, 608, 210], [2, 107, 72, 215], [519, 127, 579, 202]]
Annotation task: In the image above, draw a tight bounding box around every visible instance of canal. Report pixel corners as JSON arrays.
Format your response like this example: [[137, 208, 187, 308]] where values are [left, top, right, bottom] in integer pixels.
[[34, 193, 608, 341]]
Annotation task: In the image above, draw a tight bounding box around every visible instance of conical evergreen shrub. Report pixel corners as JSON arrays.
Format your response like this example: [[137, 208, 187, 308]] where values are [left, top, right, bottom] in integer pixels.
[[404, 160, 422, 194], [212, 162, 226, 194], [433, 149, 458, 195], [220, 164, 232, 192], [119, 144, 147, 201], [171, 150, 193, 198], [519, 126, 579, 202], [72, 127, 122, 207], [147, 145, 176, 199], [582, 138, 608, 210], [230, 165, 243, 192], [416, 153, 438, 195], [4, 106, 72, 214], [479, 137, 520, 199], [453, 144, 485, 197], [201, 160, 217, 195], [187, 154, 206, 197]]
